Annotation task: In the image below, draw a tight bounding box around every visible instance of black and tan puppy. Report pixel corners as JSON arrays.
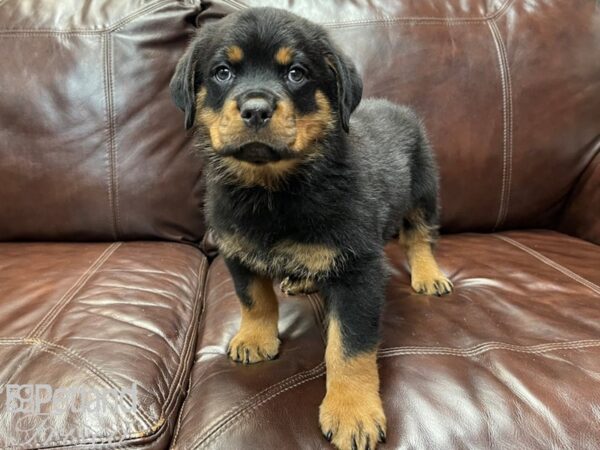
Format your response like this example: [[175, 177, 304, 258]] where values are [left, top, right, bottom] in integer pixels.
[[171, 7, 452, 450]]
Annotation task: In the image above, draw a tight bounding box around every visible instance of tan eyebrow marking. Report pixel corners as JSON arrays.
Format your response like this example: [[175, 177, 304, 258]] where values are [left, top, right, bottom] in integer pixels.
[[226, 45, 244, 63], [275, 47, 294, 65]]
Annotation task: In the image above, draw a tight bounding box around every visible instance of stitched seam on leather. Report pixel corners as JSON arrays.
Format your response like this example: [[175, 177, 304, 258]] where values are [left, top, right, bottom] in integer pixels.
[[379, 340, 600, 357], [103, 32, 120, 239], [494, 235, 600, 295], [194, 363, 326, 446], [487, 21, 510, 231], [221, 0, 515, 26], [26, 243, 121, 339], [194, 363, 327, 449], [0, 0, 172, 35], [192, 338, 600, 449], [489, 19, 513, 229], [108, 31, 121, 237]]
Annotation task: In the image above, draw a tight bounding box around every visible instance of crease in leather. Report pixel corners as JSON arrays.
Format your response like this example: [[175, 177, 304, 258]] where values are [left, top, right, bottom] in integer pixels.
[[102, 33, 120, 239], [26, 243, 121, 339], [494, 235, 600, 295], [190, 337, 600, 449], [0, 0, 173, 35], [488, 19, 514, 230]]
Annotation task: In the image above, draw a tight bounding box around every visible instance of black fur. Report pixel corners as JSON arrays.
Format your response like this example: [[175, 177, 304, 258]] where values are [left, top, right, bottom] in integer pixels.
[[171, 8, 440, 357]]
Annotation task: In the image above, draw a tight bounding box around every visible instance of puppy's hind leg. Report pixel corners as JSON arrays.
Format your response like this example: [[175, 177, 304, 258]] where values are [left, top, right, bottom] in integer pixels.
[[400, 208, 453, 296]]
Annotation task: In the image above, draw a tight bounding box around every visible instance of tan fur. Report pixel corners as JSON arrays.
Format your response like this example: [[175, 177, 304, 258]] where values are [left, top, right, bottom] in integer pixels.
[[400, 209, 453, 296], [275, 47, 293, 65], [291, 90, 334, 152], [319, 319, 386, 450], [196, 89, 333, 188], [228, 276, 280, 364], [226, 45, 244, 63], [216, 232, 340, 278], [280, 276, 318, 295]]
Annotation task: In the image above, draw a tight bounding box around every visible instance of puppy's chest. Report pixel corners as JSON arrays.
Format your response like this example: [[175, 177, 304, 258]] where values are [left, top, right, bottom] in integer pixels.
[[215, 229, 340, 279]]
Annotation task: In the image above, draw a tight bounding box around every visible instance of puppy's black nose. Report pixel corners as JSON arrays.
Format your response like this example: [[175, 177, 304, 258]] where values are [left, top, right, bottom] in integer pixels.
[[240, 98, 273, 130]]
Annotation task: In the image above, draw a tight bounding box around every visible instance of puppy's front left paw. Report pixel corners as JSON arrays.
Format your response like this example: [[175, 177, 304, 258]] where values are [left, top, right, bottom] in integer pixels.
[[227, 330, 280, 364], [319, 389, 386, 450]]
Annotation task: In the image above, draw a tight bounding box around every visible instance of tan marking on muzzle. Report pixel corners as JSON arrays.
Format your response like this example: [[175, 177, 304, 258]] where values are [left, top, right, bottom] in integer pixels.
[[291, 90, 334, 152], [196, 89, 245, 151]]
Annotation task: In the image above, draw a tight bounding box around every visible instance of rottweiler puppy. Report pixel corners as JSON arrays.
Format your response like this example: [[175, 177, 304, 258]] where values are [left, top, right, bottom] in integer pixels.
[[171, 7, 453, 450]]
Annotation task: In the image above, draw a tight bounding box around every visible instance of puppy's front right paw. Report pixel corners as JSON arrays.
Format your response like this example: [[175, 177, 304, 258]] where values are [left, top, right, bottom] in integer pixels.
[[319, 388, 386, 450], [227, 330, 280, 364]]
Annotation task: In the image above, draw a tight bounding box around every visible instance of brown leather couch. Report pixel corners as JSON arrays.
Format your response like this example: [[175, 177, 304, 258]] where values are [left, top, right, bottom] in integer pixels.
[[1, 1, 599, 449]]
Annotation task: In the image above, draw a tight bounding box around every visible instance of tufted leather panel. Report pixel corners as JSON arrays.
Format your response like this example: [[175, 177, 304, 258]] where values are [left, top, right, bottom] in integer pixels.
[[0, 242, 207, 449], [172, 231, 600, 449], [0, 0, 204, 242]]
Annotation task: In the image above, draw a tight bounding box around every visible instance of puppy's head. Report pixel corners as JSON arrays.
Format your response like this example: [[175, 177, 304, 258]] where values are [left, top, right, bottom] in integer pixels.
[[170, 8, 362, 186]]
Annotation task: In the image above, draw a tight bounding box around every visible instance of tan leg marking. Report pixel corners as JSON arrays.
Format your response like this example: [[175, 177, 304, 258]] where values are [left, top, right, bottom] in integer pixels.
[[400, 209, 453, 296], [279, 277, 318, 295], [319, 319, 386, 450], [228, 276, 280, 364]]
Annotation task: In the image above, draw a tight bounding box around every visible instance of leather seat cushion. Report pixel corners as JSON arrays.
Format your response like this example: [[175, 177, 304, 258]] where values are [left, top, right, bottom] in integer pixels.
[[172, 230, 600, 449], [0, 242, 208, 449]]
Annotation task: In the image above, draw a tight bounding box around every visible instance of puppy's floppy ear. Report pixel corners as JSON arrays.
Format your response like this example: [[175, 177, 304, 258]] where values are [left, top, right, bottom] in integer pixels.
[[325, 48, 363, 133], [170, 43, 199, 130], [171, 27, 215, 130]]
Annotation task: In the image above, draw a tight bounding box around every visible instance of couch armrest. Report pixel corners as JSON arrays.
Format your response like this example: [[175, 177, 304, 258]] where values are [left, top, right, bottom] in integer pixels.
[[558, 147, 600, 244]]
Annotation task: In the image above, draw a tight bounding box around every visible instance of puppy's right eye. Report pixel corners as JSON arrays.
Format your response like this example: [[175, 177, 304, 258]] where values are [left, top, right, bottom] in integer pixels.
[[214, 66, 233, 82]]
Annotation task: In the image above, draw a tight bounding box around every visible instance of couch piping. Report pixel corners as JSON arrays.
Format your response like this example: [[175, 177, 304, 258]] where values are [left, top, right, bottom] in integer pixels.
[[26, 243, 121, 339], [495, 235, 600, 295], [488, 19, 513, 230], [190, 338, 600, 449], [102, 33, 120, 239], [149, 257, 208, 440]]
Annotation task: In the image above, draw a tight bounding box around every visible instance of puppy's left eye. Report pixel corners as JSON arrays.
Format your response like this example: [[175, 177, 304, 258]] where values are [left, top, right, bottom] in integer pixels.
[[287, 66, 306, 84], [214, 66, 233, 82]]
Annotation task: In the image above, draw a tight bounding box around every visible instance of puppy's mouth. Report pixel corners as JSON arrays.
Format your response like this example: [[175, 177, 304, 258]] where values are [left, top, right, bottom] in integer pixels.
[[221, 143, 292, 165]]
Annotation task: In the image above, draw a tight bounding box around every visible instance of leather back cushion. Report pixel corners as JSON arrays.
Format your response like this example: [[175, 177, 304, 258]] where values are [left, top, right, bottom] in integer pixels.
[[0, 0, 204, 241], [198, 0, 600, 233], [1, 0, 599, 240]]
